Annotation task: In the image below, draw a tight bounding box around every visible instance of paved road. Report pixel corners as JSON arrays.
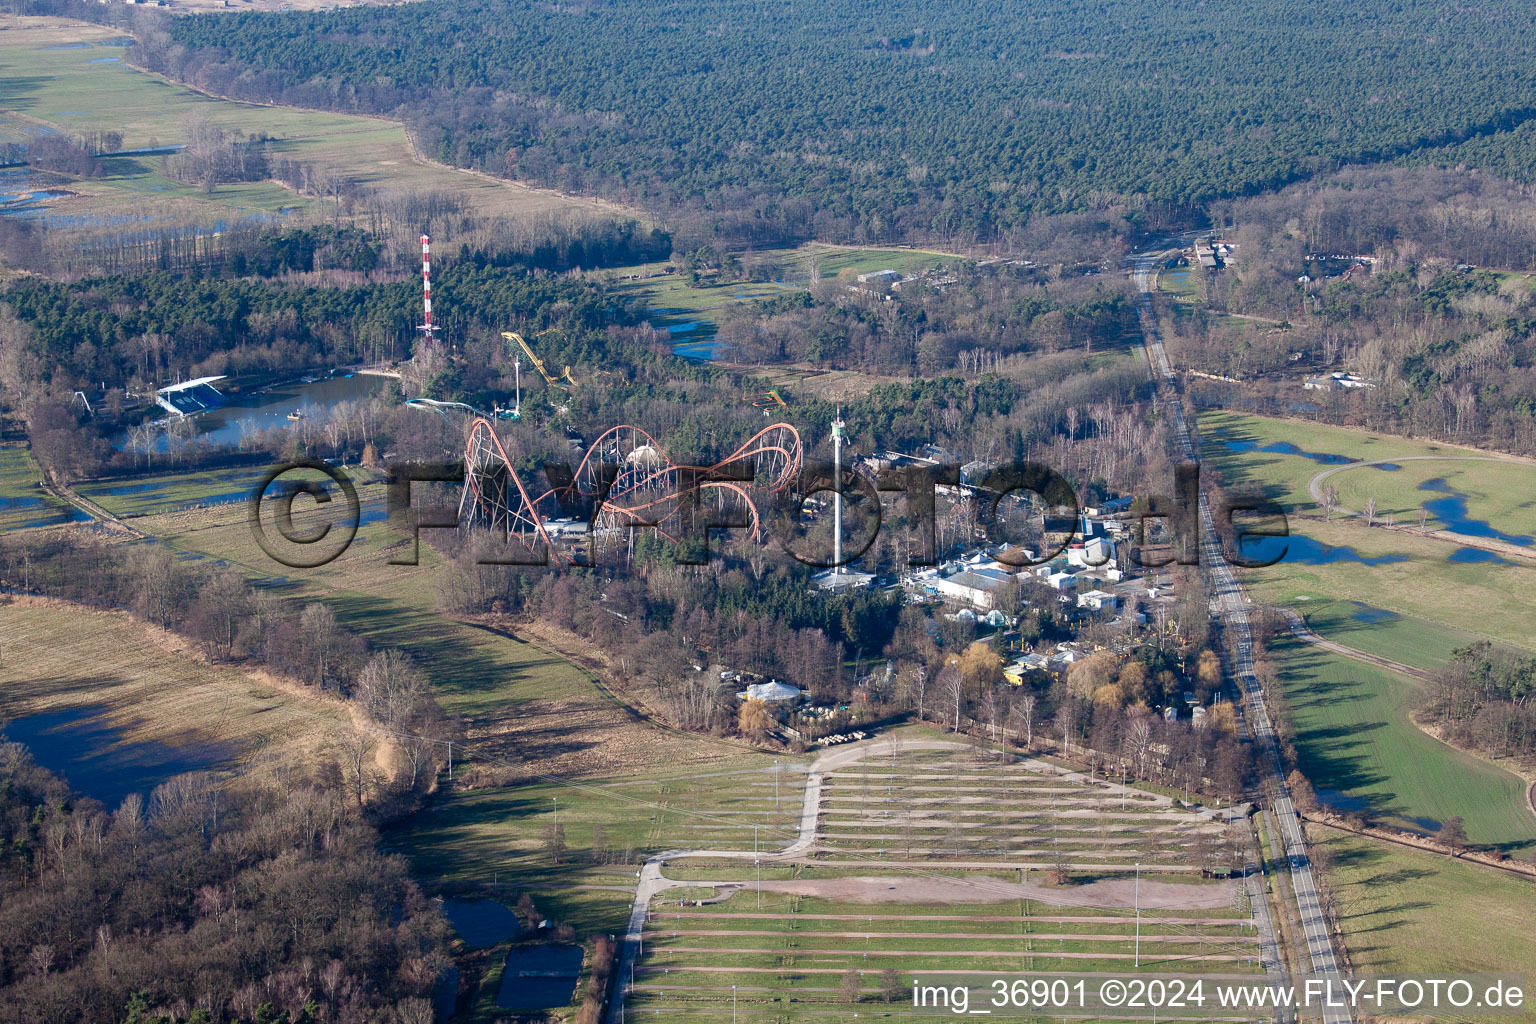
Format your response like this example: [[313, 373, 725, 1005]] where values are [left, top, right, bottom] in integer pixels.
[[1130, 241, 1351, 1024]]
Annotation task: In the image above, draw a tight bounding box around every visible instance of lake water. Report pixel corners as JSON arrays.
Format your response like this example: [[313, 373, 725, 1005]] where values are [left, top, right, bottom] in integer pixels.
[[441, 899, 521, 948], [124, 374, 388, 451], [1218, 436, 1353, 465], [1238, 533, 1408, 566], [495, 945, 583, 1009], [1, 704, 237, 807], [1418, 477, 1533, 546]]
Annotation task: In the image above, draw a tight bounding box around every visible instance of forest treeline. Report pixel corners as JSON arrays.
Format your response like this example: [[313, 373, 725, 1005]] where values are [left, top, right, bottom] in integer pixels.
[[0, 261, 626, 395], [0, 743, 450, 1024], [92, 0, 1536, 245], [1420, 642, 1536, 763], [0, 531, 458, 800], [1175, 167, 1536, 455], [717, 259, 1140, 375]]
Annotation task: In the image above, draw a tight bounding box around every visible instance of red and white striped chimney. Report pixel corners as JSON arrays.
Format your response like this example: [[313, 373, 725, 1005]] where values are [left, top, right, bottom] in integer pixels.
[[418, 234, 439, 337]]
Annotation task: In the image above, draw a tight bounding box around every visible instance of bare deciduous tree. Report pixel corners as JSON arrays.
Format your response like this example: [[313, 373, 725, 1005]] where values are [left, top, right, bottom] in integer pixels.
[[338, 727, 376, 806], [937, 662, 965, 732]]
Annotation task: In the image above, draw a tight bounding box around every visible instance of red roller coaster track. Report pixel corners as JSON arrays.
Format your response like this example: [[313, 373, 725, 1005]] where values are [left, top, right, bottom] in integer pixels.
[[459, 418, 803, 561]]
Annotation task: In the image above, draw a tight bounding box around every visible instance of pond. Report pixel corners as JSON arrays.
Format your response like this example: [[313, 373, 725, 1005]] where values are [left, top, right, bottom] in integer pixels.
[[441, 899, 521, 948], [120, 373, 389, 451], [1447, 546, 1515, 565], [1218, 436, 1353, 465], [1418, 478, 1533, 546], [1, 704, 238, 807], [495, 944, 583, 1010], [1238, 533, 1408, 566], [646, 306, 719, 360], [432, 966, 459, 1021], [0, 491, 91, 530]]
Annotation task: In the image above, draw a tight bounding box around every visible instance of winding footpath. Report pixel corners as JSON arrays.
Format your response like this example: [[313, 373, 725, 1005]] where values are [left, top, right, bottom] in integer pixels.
[[1272, 608, 1431, 681], [1130, 241, 1351, 1024], [1307, 455, 1536, 517]]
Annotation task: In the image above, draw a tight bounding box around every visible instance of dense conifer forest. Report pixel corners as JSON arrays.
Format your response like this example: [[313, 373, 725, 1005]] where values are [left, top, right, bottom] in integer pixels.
[[140, 0, 1536, 242]]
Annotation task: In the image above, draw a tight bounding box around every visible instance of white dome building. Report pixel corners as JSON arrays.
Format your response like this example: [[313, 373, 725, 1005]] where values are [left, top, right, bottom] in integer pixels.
[[741, 680, 802, 704]]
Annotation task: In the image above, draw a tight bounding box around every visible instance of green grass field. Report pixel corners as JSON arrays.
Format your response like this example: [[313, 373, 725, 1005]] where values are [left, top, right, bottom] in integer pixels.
[[1158, 265, 1199, 297], [0, 600, 350, 773], [1317, 828, 1536, 1024], [73, 465, 283, 518], [389, 761, 806, 930], [0, 443, 84, 530], [814, 748, 1230, 870], [0, 15, 605, 223], [1197, 409, 1494, 514], [618, 745, 1263, 1023], [1326, 457, 1536, 539], [1281, 597, 1484, 672], [1246, 518, 1536, 653], [605, 243, 958, 355], [1270, 633, 1536, 851]]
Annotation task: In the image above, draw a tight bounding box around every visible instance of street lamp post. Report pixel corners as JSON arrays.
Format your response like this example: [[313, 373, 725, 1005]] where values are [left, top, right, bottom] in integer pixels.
[[1135, 861, 1142, 968]]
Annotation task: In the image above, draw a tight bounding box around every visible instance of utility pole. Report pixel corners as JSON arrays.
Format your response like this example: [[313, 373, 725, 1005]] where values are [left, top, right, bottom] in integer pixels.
[[1135, 861, 1142, 968], [553, 796, 558, 833], [832, 406, 845, 576]]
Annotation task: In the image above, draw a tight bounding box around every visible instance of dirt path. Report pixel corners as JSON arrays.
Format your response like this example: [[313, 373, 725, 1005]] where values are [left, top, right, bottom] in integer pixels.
[[1273, 608, 1430, 680], [647, 928, 1250, 944], [654, 911, 1244, 925], [650, 945, 1247, 961], [1307, 455, 1536, 561], [605, 735, 1252, 1024]]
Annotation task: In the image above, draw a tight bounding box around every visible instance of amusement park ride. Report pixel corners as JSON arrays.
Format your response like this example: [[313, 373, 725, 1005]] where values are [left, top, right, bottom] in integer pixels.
[[458, 419, 804, 564], [409, 236, 806, 563], [502, 331, 579, 392]]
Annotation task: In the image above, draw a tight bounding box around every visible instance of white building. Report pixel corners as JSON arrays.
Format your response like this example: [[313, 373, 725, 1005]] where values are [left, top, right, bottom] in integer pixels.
[[813, 569, 876, 592], [932, 566, 1013, 610], [1045, 571, 1078, 591], [740, 680, 802, 704], [1077, 589, 1120, 612], [1066, 535, 1115, 568]]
